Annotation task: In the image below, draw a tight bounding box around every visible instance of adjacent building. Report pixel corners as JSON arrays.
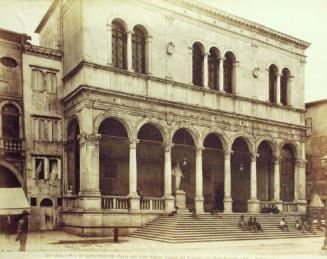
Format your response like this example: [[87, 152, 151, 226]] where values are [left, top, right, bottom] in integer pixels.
[[305, 100, 327, 203], [0, 0, 310, 234]]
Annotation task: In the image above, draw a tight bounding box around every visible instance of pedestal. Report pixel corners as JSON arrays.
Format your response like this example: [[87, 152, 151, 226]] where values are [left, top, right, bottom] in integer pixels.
[[248, 199, 260, 213], [223, 197, 233, 213], [175, 190, 187, 211], [164, 195, 175, 213], [296, 200, 308, 214]]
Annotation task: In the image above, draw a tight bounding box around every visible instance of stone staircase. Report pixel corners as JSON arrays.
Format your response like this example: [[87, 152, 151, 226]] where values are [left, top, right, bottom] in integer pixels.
[[131, 212, 324, 243]]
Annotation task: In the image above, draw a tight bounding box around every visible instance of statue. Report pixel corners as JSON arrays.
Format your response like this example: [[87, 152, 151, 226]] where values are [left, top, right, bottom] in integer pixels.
[[172, 162, 184, 190]]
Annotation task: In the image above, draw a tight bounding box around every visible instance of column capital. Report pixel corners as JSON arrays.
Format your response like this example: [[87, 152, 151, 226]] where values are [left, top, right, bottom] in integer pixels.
[[273, 155, 280, 164], [127, 30, 133, 36], [233, 61, 240, 68], [106, 23, 112, 31], [224, 150, 233, 159], [196, 146, 205, 152], [251, 153, 259, 161], [78, 133, 101, 146], [296, 159, 306, 168], [146, 35, 153, 43], [163, 142, 174, 152], [218, 57, 225, 62], [129, 138, 139, 148], [203, 52, 209, 57]]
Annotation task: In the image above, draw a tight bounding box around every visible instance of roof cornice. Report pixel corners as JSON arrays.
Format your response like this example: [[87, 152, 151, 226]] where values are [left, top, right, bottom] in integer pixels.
[[23, 44, 62, 60], [166, 0, 310, 50]]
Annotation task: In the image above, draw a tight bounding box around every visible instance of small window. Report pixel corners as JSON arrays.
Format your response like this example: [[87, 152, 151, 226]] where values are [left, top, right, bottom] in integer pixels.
[[49, 159, 58, 180], [57, 198, 62, 207], [35, 158, 45, 180], [30, 197, 37, 206], [0, 57, 18, 68]]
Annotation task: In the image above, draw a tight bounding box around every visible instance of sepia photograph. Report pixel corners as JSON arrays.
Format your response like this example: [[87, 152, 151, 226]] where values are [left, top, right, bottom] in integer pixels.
[[0, 0, 327, 258]]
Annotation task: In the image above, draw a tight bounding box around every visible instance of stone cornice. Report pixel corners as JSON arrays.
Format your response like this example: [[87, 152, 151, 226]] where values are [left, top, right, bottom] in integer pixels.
[[164, 0, 310, 50], [23, 44, 62, 60], [63, 60, 306, 115]]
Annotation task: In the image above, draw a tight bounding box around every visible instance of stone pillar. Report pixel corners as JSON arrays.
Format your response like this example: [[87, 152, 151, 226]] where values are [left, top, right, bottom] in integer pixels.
[[203, 52, 209, 89], [106, 23, 112, 66], [276, 73, 281, 104], [223, 151, 232, 213], [232, 61, 239, 94], [127, 31, 133, 72], [296, 158, 307, 213], [129, 138, 140, 211], [287, 75, 294, 106], [195, 147, 204, 213], [189, 47, 193, 85], [248, 153, 260, 213], [273, 156, 283, 211], [44, 158, 49, 180], [78, 133, 102, 209], [145, 36, 153, 75], [19, 115, 24, 139], [163, 142, 174, 212], [219, 58, 224, 92]]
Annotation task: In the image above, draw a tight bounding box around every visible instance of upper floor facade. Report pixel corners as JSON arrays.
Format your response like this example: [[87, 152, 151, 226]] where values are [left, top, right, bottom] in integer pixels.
[[36, 0, 309, 126]]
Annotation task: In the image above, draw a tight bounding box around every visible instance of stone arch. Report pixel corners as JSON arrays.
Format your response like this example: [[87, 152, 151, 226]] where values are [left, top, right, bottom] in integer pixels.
[[207, 44, 222, 56], [222, 49, 239, 62], [0, 100, 23, 114], [107, 16, 129, 31], [279, 140, 300, 159], [0, 161, 23, 187], [266, 62, 280, 73], [170, 125, 200, 147], [40, 197, 54, 207], [132, 23, 151, 37], [201, 129, 228, 151], [94, 112, 133, 138], [255, 136, 278, 157], [135, 118, 169, 143], [64, 115, 81, 141], [189, 39, 207, 52], [228, 133, 255, 154]]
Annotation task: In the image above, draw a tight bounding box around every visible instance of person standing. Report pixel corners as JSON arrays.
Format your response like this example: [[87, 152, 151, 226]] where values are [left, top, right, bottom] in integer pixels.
[[15, 210, 29, 251]]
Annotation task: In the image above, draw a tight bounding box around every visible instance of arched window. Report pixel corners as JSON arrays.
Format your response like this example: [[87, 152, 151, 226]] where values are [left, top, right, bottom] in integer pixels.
[[132, 26, 146, 74], [281, 68, 290, 105], [112, 20, 127, 69], [223, 52, 235, 94], [269, 65, 278, 103], [2, 104, 19, 138], [208, 47, 219, 90], [281, 145, 295, 201], [192, 42, 204, 87]]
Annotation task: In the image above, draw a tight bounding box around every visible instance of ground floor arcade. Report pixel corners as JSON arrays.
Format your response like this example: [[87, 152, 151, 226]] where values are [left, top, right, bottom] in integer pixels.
[[62, 115, 307, 219]]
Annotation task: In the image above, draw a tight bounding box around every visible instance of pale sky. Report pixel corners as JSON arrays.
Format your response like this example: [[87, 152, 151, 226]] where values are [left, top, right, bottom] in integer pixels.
[[0, 0, 326, 103]]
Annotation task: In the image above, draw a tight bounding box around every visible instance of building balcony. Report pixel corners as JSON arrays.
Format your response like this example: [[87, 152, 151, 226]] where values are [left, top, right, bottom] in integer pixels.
[[0, 137, 24, 152], [63, 62, 305, 127], [33, 140, 62, 155]]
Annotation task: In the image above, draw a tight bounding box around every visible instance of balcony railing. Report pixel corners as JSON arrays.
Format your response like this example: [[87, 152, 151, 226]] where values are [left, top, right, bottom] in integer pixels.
[[259, 201, 298, 213], [101, 196, 130, 210], [0, 137, 23, 152], [140, 197, 165, 211]]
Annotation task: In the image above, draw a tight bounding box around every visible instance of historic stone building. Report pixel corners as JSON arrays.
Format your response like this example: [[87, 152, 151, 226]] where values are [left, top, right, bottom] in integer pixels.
[[305, 100, 327, 203], [0, 0, 310, 234]]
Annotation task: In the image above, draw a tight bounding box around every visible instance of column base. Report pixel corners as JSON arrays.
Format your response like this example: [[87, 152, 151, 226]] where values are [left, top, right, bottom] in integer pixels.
[[164, 195, 175, 213], [223, 197, 233, 213], [128, 194, 140, 211], [78, 193, 101, 210], [295, 199, 308, 214], [321, 238, 327, 251], [195, 196, 204, 214], [247, 199, 260, 213]]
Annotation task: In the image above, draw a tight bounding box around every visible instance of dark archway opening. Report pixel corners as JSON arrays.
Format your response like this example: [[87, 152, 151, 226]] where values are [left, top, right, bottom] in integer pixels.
[[203, 133, 224, 212], [257, 141, 274, 201], [67, 119, 80, 195], [231, 137, 251, 212], [281, 144, 295, 201], [137, 124, 164, 197], [98, 118, 129, 196], [0, 165, 21, 187], [172, 128, 195, 211]]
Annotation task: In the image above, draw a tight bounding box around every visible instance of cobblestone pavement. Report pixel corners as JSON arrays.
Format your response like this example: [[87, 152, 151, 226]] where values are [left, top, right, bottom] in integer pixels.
[[0, 231, 326, 259]]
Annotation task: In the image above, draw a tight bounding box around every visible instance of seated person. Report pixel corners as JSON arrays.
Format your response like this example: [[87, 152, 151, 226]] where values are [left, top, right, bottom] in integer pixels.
[[247, 216, 253, 231], [192, 208, 199, 219], [279, 218, 289, 231], [272, 205, 280, 214], [168, 206, 178, 216], [253, 217, 263, 232], [238, 214, 246, 230], [295, 219, 301, 230]]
